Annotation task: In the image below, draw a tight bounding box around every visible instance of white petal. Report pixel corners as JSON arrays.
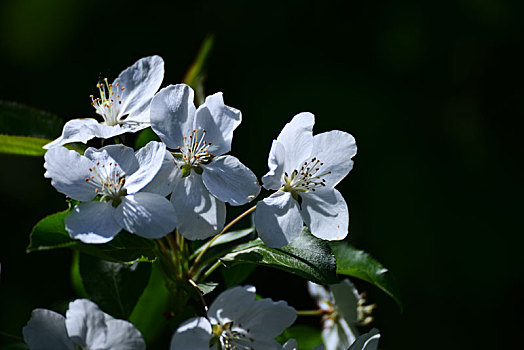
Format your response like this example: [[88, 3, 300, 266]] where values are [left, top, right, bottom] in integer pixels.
[[140, 150, 180, 196], [208, 285, 257, 326], [275, 112, 315, 174], [348, 329, 380, 350], [114, 193, 177, 239], [261, 140, 286, 191], [23, 309, 74, 350], [113, 55, 164, 118], [65, 202, 121, 244], [240, 298, 296, 339], [44, 147, 97, 201], [254, 191, 303, 248], [322, 319, 355, 350], [300, 188, 349, 241], [311, 130, 357, 187], [194, 92, 241, 156], [43, 118, 104, 149], [150, 84, 196, 149], [124, 141, 166, 194], [103, 319, 146, 350], [84, 144, 139, 176], [65, 299, 107, 349], [171, 175, 226, 240], [202, 155, 260, 206], [283, 339, 298, 350], [170, 317, 213, 350], [307, 282, 333, 308], [331, 279, 360, 324]]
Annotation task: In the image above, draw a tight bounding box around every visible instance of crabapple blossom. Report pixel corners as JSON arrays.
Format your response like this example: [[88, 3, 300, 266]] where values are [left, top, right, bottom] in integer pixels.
[[44, 142, 177, 243], [308, 280, 375, 350], [170, 285, 296, 350], [23, 299, 145, 350], [44, 56, 164, 148], [150, 84, 260, 240], [255, 112, 357, 248]]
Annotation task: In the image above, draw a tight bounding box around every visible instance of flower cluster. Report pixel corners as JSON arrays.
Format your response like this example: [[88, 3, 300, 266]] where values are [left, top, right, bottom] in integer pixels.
[[16, 55, 390, 350], [43, 55, 356, 249]]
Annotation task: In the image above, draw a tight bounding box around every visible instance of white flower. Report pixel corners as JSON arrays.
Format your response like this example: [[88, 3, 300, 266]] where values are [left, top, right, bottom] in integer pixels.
[[44, 141, 177, 243], [23, 299, 145, 350], [150, 84, 261, 240], [255, 112, 357, 248], [170, 285, 297, 350], [308, 280, 375, 350], [348, 329, 380, 350], [44, 56, 164, 149]]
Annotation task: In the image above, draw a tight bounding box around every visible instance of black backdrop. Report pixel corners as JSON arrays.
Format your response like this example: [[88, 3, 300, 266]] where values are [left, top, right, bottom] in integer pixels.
[[1, 0, 523, 348]]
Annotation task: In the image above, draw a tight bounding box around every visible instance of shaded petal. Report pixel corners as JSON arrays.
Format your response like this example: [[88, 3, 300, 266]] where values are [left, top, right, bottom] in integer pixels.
[[311, 130, 357, 187], [255, 191, 303, 248], [208, 286, 256, 325], [43, 118, 105, 149], [331, 279, 360, 324], [150, 84, 196, 149], [65, 299, 107, 349], [322, 318, 356, 350], [44, 147, 96, 201], [140, 150, 180, 196], [103, 319, 146, 350], [300, 188, 349, 241], [202, 155, 260, 206], [114, 55, 164, 117], [348, 329, 380, 350], [194, 92, 241, 156], [275, 112, 315, 174], [170, 317, 213, 350], [114, 193, 177, 239], [65, 202, 121, 244], [171, 175, 226, 240], [125, 141, 166, 194], [23, 309, 74, 350], [283, 339, 298, 350], [307, 282, 333, 310], [261, 140, 286, 191], [84, 144, 139, 176], [240, 299, 296, 339]]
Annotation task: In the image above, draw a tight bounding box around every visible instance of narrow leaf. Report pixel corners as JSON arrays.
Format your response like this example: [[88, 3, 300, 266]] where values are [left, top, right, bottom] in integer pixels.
[[220, 228, 337, 285], [79, 253, 151, 319], [0, 101, 62, 138], [330, 241, 402, 310], [0, 135, 50, 156]]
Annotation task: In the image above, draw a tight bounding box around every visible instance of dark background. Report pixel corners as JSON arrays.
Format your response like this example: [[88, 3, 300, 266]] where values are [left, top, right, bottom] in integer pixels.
[[1, 0, 523, 349]]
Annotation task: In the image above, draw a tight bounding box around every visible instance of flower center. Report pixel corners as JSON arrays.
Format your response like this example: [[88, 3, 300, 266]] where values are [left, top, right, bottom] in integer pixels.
[[213, 322, 254, 350], [282, 157, 330, 194], [174, 129, 214, 176], [84, 161, 127, 205], [90, 78, 125, 126]]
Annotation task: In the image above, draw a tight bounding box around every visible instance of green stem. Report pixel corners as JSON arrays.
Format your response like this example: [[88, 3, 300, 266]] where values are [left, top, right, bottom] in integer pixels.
[[296, 309, 325, 316], [201, 260, 222, 281], [0, 330, 23, 341], [188, 205, 256, 276]]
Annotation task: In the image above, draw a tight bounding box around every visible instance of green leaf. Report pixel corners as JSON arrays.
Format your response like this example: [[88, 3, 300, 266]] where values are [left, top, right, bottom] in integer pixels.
[[134, 127, 160, 150], [0, 134, 50, 156], [220, 228, 338, 285], [0, 101, 62, 138], [183, 34, 214, 105], [279, 325, 323, 350], [78, 253, 151, 319], [221, 263, 257, 288], [129, 263, 172, 344], [330, 241, 402, 310], [191, 227, 255, 259], [197, 282, 218, 295], [27, 210, 76, 251], [28, 210, 157, 264]]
